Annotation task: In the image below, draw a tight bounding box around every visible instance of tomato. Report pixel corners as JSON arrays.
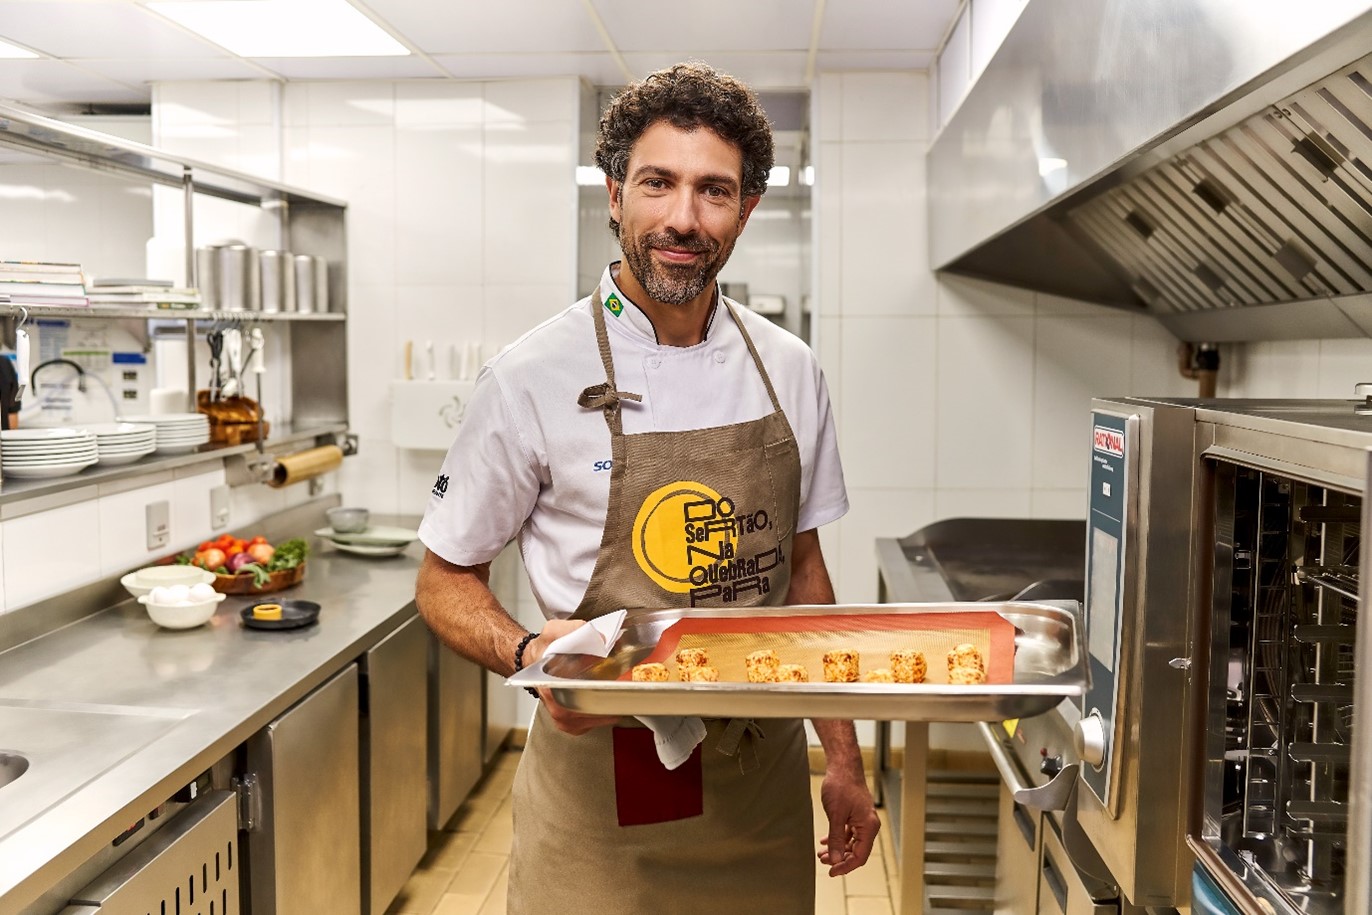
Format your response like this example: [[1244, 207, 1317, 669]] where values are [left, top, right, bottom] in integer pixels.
[[198, 547, 227, 570], [249, 535, 269, 546], [198, 540, 214, 552]]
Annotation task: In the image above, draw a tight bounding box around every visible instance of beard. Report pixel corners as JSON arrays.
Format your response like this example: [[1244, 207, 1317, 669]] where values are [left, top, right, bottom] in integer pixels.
[[620, 225, 737, 306]]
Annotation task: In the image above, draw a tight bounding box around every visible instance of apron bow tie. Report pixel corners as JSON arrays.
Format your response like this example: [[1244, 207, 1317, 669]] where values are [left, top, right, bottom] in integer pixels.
[[715, 718, 766, 774], [578, 382, 643, 411]]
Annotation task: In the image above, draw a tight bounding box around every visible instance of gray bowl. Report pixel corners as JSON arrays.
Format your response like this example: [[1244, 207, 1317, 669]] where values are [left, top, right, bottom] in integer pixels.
[[327, 506, 370, 534]]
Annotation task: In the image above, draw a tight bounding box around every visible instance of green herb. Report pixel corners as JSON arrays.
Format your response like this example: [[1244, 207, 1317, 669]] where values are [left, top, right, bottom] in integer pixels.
[[173, 554, 192, 566], [267, 538, 308, 571], [238, 563, 272, 587]]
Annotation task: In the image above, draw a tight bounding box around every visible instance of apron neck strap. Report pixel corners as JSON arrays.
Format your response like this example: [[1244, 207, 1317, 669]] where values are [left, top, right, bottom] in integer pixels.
[[720, 297, 784, 415], [582, 286, 785, 432], [581, 288, 640, 436]]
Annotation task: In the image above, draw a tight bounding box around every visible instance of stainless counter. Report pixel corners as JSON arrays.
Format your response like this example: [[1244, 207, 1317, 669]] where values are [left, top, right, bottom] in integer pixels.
[[0, 511, 425, 915]]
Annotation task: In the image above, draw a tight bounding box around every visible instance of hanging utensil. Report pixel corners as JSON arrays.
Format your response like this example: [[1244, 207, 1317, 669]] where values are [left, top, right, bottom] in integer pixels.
[[248, 326, 267, 449], [206, 327, 225, 402], [220, 327, 243, 399]]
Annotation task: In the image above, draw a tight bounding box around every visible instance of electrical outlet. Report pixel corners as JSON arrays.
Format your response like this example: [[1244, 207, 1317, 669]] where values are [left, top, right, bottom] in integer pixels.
[[146, 500, 170, 551], [210, 485, 230, 530]]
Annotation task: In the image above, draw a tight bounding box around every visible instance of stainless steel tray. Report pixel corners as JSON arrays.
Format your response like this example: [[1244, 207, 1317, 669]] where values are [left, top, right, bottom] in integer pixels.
[[508, 602, 1088, 721]]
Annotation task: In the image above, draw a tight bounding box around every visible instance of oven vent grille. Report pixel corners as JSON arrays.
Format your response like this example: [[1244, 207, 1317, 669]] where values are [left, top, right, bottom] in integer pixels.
[[69, 792, 240, 915], [1067, 52, 1372, 314]]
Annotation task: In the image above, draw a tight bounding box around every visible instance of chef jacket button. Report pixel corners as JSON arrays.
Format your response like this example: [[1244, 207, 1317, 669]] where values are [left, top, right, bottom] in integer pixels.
[[713, 351, 726, 363], [647, 357, 661, 369]]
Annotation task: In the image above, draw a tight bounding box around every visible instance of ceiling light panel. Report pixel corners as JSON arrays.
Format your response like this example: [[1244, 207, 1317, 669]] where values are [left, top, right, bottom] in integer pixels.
[[363, 0, 606, 54], [0, 37, 38, 59], [146, 0, 409, 57], [0, 1, 225, 59]]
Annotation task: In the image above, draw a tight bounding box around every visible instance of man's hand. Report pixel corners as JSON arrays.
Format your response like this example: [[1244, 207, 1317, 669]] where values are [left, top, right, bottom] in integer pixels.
[[524, 619, 622, 736], [817, 765, 880, 876]]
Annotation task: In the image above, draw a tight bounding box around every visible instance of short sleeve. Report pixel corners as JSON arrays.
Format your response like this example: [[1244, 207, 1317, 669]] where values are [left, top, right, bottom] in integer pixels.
[[418, 367, 542, 566], [796, 362, 848, 533]]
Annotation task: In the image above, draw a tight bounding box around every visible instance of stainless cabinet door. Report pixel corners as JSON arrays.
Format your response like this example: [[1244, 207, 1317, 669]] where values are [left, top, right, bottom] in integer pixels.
[[363, 616, 428, 915], [994, 784, 1041, 915], [428, 632, 483, 829], [1040, 818, 1117, 915], [247, 664, 361, 915]]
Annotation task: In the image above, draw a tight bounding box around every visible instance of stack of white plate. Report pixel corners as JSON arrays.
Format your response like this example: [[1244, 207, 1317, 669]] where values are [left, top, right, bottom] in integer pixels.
[[1, 429, 99, 479], [118, 413, 211, 455], [314, 525, 420, 558], [82, 422, 157, 466]]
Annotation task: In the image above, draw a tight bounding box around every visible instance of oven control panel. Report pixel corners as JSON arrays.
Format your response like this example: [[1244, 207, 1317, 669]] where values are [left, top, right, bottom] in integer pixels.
[[1080, 410, 1134, 808]]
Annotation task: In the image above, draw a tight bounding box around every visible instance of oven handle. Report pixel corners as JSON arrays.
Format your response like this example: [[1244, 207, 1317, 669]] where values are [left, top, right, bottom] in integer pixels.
[[976, 722, 1079, 811]]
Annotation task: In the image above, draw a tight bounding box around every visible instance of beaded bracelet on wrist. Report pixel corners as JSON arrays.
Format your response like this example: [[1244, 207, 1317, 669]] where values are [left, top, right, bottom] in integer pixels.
[[513, 631, 539, 698]]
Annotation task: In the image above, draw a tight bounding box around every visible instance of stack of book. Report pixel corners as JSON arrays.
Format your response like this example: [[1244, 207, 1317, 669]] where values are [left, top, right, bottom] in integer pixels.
[[0, 260, 89, 307], [87, 278, 201, 310]]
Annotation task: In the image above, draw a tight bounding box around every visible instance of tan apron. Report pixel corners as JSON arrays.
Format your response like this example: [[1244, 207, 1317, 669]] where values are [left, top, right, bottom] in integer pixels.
[[508, 289, 814, 914]]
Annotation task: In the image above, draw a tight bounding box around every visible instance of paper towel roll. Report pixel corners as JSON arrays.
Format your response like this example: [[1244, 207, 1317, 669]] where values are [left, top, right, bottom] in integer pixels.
[[268, 444, 343, 488]]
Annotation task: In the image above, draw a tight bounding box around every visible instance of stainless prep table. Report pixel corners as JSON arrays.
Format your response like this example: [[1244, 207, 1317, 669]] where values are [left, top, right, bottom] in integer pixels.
[[0, 507, 431, 915]]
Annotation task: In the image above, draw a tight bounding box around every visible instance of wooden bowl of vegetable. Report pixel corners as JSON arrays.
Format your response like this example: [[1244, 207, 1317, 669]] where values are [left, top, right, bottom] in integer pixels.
[[179, 535, 309, 596]]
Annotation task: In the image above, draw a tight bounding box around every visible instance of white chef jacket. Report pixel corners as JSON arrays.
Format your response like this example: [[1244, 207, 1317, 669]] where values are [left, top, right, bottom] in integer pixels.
[[418, 263, 848, 618]]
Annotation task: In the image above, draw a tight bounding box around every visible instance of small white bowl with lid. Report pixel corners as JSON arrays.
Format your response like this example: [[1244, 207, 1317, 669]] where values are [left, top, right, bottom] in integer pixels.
[[121, 565, 216, 599], [138, 583, 226, 629]]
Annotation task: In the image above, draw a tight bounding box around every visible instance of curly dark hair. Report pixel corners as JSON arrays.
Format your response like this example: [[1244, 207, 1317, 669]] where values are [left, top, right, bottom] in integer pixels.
[[595, 61, 774, 237]]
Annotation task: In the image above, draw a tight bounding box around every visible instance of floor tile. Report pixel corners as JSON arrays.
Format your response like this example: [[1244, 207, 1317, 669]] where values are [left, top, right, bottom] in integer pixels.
[[387, 866, 455, 914], [476, 863, 509, 915], [418, 831, 478, 873], [445, 851, 508, 902], [847, 896, 895, 915], [395, 748, 898, 914]]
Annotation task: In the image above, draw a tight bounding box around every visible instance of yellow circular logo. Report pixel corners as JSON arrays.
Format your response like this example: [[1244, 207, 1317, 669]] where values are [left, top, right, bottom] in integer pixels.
[[632, 480, 727, 593]]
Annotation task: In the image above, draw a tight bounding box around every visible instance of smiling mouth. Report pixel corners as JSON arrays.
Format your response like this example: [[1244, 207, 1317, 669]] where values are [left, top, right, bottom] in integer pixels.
[[653, 247, 703, 263]]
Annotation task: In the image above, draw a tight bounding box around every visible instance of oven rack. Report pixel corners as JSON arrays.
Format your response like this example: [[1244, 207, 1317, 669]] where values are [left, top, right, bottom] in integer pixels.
[[1295, 564, 1360, 602]]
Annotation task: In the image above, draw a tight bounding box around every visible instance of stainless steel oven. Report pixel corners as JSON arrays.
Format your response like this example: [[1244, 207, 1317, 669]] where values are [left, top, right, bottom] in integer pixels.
[[1080, 397, 1372, 915]]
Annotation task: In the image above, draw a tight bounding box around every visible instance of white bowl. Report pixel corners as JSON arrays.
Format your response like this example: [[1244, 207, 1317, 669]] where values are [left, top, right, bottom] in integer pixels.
[[121, 565, 216, 599], [138, 592, 226, 629]]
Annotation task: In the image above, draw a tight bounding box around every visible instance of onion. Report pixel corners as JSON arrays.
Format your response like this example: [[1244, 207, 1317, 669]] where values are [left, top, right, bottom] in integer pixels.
[[226, 551, 256, 573]]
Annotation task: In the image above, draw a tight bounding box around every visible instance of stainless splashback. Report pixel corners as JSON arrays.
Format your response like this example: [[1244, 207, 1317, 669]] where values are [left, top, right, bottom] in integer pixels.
[[929, 0, 1372, 342]]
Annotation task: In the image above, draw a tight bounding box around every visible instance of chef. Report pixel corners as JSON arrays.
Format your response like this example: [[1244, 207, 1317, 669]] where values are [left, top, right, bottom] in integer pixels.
[[415, 61, 878, 913]]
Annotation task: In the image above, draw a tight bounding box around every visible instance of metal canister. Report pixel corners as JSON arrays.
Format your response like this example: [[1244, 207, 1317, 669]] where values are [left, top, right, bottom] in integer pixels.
[[195, 246, 219, 309], [259, 250, 296, 313], [216, 244, 260, 312], [293, 254, 329, 314]]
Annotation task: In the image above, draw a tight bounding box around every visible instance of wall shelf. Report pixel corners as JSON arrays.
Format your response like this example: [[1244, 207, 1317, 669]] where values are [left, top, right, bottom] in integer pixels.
[[1, 304, 346, 323], [0, 103, 351, 501], [0, 422, 349, 509]]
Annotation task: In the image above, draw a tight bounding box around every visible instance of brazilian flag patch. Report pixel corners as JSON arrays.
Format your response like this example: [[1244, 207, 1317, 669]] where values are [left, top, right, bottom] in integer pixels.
[[604, 293, 624, 317]]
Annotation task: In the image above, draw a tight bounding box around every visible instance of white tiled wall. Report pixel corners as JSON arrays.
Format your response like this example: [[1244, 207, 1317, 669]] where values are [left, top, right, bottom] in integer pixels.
[[1218, 337, 1372, 399], [0, 463, 239, 613], [812, 72, 1196, 610]]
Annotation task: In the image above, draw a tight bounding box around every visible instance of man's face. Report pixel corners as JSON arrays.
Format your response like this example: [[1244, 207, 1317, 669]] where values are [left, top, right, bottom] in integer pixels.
[[609, 121, 760, 307]]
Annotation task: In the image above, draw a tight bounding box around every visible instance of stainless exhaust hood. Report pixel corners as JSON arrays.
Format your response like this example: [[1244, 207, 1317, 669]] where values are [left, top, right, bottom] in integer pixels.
[[928, 0, 1372, 342]]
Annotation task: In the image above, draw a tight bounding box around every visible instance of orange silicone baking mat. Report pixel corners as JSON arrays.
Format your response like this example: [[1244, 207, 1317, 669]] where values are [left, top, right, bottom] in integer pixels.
[[626, 611, 1015, 684]]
